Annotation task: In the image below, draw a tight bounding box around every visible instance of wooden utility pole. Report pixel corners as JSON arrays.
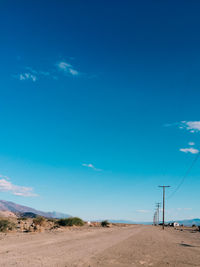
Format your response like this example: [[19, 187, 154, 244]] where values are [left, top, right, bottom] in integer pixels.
[[156, 202, 161, 225], [153, 211, 157, 226], [154, 210, 157, 225], [158, 186, 170, 230]]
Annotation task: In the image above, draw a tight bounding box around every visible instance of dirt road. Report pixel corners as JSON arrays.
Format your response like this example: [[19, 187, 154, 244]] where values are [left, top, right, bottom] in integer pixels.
[[0, 225, 200, 266]]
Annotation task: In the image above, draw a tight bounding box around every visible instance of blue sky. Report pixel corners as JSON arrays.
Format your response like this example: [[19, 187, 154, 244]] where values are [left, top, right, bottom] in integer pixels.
[[0, 0, 200, 221]]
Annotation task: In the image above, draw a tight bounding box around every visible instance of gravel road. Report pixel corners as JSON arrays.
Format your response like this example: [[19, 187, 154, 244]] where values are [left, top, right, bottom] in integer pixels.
[[0, 225, 200, 266]]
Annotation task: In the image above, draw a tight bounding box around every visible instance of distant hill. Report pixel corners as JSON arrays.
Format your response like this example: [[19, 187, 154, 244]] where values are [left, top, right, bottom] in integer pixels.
[[170, 218, 200, 226], [98, 218, 200, 226], [96, 219, 151, 225], [0, 200, 71, 218], [108, 219, 136, 224]]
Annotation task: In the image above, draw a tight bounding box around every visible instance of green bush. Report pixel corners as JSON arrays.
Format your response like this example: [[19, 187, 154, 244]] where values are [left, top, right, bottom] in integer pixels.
[[33, 216, 46, 226], [57, 217, 84, 227], [0, 220, 16, 232], [101, 220, 109, 227]]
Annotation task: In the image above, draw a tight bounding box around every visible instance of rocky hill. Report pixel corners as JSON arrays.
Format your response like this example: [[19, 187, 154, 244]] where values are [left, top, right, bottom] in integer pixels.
[[0, 200, 71, 218]]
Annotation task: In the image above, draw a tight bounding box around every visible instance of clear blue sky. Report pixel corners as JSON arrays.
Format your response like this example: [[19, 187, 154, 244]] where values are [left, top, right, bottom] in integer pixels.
[[0, 0, 200, 221]]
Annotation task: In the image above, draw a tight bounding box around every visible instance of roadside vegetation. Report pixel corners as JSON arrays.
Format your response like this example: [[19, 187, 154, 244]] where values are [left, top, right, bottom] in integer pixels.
[[18, 217, 27, 221], [0, 216, 86, 233], [101, 220, 110, 227], [57, 217, 84, 227], [33, 216, 46, 226], [0, 219, 16, 232]]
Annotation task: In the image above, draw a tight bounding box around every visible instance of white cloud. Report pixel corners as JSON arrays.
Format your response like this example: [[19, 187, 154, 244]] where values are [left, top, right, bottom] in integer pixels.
[[175, 208, 192, 211], [82, 163, 102, 171], [57, 61, 79, 76], [57, 62, 71, 70], [25, 67, 51, 77], [15, 60, 80, 83], [16, 67, 52, 82], [69, 68, 79, 75], [136, 210, 150, 213], [179, 148, 199, 154], [0, 176, 37, 197], [179, 121, 200, 133], [19, 72, 37, 82], [188, 142, 195, 146]]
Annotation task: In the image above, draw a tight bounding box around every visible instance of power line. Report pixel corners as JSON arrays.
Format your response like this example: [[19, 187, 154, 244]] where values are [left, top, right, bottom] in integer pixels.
[[167, 152, 200, 200]]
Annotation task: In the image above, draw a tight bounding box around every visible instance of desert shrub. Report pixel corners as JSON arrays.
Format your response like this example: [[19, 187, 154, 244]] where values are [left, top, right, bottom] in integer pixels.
[[33, 216, 46, 226], [57, 217, 84, 227], [47, 218, 56, 223], [101, 220, 109, 227], [0, 220, 16, 232], [18, 217, 27, 221]]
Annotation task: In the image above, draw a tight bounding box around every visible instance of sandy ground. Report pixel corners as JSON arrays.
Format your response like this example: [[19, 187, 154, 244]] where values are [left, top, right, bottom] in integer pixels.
[[0, 225, 200, 266]]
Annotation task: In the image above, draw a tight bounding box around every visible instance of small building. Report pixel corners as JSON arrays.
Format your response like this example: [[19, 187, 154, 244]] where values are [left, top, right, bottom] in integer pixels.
[[172, 222, 180, 227]]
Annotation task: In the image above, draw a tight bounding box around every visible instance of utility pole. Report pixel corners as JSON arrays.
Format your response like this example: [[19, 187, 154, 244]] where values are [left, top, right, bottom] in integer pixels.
[[156, 202, 161, 225], [153, 211, 156, 226], [155, 209, 158, 225], [154, 210, 157, 225], [158, 186, 170, 230]]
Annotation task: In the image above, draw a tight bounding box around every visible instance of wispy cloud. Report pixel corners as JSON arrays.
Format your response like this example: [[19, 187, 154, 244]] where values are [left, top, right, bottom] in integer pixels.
[[82, 163, 102, 171], [15, 66, 53, 82], [19, 72, 37, 82], [165, 121, 200, 133], [188, 142, 195, 146], [0, 175, 37, 197], [179, 148, 199, 154], [136, 209, 150, 213], [179, 121, 200, 133], [57, 61, 79, 76], [176, 207, 192, 211], [166, 122, 200, 154], [14, 58, 81, 83]]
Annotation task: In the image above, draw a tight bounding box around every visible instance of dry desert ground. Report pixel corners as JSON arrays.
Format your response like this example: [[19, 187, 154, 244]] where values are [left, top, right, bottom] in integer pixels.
[[0, 225, 200, 267]]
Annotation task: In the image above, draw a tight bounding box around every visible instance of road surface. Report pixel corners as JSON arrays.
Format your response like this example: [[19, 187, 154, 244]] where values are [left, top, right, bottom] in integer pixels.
[[0, 225, 200, 266]]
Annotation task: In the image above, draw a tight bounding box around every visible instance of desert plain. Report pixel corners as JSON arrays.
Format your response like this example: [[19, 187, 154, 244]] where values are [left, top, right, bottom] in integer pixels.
[[0, 224, 200, 267]]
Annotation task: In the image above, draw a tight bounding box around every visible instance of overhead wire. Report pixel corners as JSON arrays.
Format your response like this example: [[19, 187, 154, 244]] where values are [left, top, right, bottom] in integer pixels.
[[167, 150, 200, 199]]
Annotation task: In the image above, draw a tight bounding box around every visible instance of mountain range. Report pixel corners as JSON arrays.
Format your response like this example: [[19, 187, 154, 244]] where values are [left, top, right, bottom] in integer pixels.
[[0, 200, 71, 218], [0, 200, 199, 225], [107, 219, 200, 226], [170, 218, 200, 226]]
